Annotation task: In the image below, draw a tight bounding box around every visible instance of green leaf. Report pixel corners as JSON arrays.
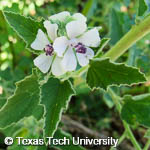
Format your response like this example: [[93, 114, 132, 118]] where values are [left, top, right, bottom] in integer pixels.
[[127, 45, 142, 66], [0, 71, 44, 128], [0, 97, 6, 109], [52, 129, 86, 150], [0, 68, 13, 81], [41, 78, 75, 137], [3, 11, 45, 49], [103, 92, 114, 108], [86, 58, 146, 90], [0, 10, 9, 44], [74, 77, 90, 95], [82, 0, 98, 19], [109, 9, 124, 45], [138, 0, 148, 16], [136, 52, 150, 76], [3, 3, 20, 13], [121, 94, 150, 127], [95, 38, 110, 58]]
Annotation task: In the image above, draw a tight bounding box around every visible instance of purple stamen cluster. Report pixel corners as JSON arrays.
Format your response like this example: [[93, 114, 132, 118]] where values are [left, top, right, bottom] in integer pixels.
[[44, 44, 54, 56], [75, 42, 87, 54]]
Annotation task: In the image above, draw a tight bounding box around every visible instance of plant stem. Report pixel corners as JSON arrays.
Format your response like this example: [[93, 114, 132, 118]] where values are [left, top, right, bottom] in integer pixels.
[[61, 65, 89, 82], [108, 88, 121, 112], [122, 121, 141, 150], [117, 131, 126, 145], [108, 88, 142, 150], [103, 15, 150, 61], [110, 131, 126, 150], [143, 139, 150, 150]]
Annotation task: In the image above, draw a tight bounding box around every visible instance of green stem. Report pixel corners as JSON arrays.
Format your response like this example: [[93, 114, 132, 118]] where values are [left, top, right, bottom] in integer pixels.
[[108, 89, 121, 112], [110, 131, 126, 150], [143, 139, 150, 150], [103, 15, 150, 61], [117, 131, 126, 145], [122, 121, 141, 150], [61, 65, 89, 82], [108, 88, 142, 150]]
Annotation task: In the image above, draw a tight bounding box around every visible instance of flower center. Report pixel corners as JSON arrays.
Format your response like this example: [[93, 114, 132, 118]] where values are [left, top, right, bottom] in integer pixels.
[[75, 42, 87, 54], [44, 44, 54, 56]]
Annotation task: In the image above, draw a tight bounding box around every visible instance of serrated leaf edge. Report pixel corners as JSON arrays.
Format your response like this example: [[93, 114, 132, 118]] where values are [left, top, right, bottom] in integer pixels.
[[39, 78, 76, 138], [86, 58, 147, 91], [2, 11, 45, 54], [0, 71, 43, 129]]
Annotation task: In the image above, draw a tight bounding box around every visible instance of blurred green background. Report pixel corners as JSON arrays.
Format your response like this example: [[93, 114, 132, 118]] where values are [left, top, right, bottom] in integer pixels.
[[1, 0, 150, 150]]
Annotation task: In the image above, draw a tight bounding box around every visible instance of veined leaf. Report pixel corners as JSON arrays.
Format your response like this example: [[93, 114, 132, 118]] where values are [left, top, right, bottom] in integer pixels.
[[0, 71, 44, 128], [121, 94, 150, 127], [3, 11, 45, 49], [41, 78, 75, 137], [0, 97, 6, 109], [138, 0, 148, 16], [82, 0, 98, 19], [86, 58, 146, 90], [109, 9, 124, 45]]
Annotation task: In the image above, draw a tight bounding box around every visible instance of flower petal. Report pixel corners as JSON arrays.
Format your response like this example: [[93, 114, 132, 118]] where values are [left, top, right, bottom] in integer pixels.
[[51, 57, 66, 76], [62, 48, 77, 71], [73, 13, 87, 22], [53, 36, 69, 57], [76, 53, 89, 67], [86, 47, 94, 59], [49, 11, 70, 21], [44, 20, 58, 41], [31, 29, 50, 50], [78, 28, 100, 47], [33, 53, 52, 73], [76, 48, 94, 67], [66, 20, 87, 39]]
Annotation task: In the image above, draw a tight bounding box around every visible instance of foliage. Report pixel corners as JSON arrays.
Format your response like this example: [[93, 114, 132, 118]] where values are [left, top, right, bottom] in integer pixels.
[[0, 0, 150, 150]]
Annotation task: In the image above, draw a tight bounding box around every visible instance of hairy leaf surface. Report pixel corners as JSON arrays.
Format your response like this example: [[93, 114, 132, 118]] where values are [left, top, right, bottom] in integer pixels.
[[41, 78, 75, 137], [87, 58, 146, 90], [138, 0, 148, 16], [3, 11, 45, 48], [121, 94, 150, 127], [0, 71, 44, 128]]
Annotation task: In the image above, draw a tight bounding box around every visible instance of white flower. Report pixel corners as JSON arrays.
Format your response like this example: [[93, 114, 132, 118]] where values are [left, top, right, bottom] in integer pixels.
[[31, 21, 66, 76], [49, 11, 87, 22], [53, 20, 101, 72]]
